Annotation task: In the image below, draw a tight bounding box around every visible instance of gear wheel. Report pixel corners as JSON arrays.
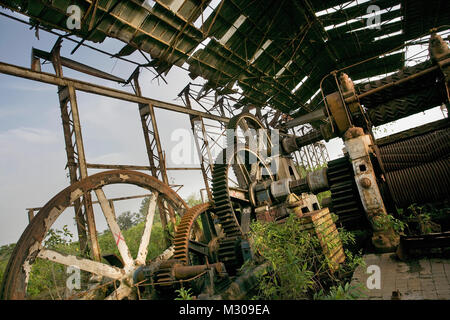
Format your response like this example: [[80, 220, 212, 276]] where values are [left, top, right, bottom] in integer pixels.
[[327, 156, 369, 230], [173, 203, 213, 265]]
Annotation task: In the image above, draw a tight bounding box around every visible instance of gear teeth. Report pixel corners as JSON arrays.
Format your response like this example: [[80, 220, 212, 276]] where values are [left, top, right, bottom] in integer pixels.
[[172, 203, 211, 265], [154, 259, 177, 286], [357, 60, 437, 108], [327, 157, 369, 230]]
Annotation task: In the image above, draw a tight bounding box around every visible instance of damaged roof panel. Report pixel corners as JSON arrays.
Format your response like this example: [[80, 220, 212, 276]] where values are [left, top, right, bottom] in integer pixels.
[[0, 0, 448, 116]]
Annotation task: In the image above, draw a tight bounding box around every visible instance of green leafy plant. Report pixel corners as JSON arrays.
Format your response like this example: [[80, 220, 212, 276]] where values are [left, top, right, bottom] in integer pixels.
[[314, 282, 366, 300], [44, 225, 73, 248], [175, 287, 194, 300], [249, 215, 318, 299], [402, 204, 441, 235], [248, 215, 364, 300], [373, 214, 406, 234]]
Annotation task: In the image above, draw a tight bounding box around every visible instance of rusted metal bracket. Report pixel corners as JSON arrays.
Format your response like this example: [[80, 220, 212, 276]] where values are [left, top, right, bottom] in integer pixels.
[[343, 128, 400, 252], [181, 84, 214, 202], [132, 70, 177, 245]]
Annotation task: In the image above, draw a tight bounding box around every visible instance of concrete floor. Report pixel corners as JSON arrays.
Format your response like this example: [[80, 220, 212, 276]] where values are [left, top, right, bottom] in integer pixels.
[[350, 253, 450, 300]]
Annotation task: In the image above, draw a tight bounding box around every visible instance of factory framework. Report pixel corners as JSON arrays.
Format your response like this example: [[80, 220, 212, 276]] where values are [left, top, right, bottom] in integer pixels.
[[0, 0, 449, 302]]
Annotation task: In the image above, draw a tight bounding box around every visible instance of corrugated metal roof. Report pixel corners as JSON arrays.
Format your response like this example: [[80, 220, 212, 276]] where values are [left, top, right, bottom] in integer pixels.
[[1, 0, 449, 116]]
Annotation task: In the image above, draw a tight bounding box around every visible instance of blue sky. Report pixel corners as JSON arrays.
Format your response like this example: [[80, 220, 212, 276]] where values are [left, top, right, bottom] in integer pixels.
[[0, 9, 446, 246]]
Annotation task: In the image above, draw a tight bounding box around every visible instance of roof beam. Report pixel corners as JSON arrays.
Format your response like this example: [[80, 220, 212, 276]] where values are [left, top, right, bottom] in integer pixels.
[[0, 61, 229, 123]]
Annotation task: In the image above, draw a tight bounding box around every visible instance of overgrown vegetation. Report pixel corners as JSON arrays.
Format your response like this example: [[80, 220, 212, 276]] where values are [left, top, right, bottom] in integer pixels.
[[396, 204, 445, 235], [248, 213, 366, 300], [373, 213, 406, 234], [0, 243, 15, 293]]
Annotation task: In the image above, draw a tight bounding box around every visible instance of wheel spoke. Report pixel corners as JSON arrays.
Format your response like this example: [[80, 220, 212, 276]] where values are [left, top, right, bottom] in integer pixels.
[[38, 249, 124, 280], [136, 192, 158, 265], [235, 153, 251, 186], [239, 119, 258, 150], [105, 284, 132, 300], [146, 246, 175, 274], [94, 188, 134, 268]]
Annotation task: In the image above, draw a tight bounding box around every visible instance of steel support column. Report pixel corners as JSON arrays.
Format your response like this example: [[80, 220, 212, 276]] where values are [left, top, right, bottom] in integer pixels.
[[133, 72, 175, 245], [182, 85, 214, 202], [51, 41, 101, 261]]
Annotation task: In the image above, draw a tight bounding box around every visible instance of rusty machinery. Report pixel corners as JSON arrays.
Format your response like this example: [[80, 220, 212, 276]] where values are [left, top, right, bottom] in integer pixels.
[[2, 34, 450, 300], [150, 33, 450, 297], [0, 109, 339, 300], [279, 33, 450, 251]]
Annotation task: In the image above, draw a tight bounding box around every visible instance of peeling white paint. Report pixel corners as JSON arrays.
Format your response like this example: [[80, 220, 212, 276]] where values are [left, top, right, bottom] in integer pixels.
[[119, 174, 130, 181], [38, 249, 125, 280], [23, 241, 42, 287], [70, 188, 83, 203], [136, 192, 158, 265], [94, 188, 135, 269]]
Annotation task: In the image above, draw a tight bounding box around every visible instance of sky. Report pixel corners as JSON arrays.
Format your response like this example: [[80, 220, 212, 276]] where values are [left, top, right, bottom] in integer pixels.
[[0, 10, 211, 245], [0, 9, 447, 246]]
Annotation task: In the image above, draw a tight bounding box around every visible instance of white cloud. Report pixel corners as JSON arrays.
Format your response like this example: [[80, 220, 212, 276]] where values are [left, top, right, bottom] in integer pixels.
[[3, 127, 58, 144], [6, 82, 54, 92]]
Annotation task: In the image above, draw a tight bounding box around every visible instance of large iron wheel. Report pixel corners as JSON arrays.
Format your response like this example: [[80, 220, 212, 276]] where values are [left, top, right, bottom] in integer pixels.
[[0, 170, 187, 300]]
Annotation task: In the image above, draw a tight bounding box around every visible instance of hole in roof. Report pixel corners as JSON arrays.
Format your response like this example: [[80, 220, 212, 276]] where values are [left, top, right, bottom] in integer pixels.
[[218, 14, 247, 45], [275, 60, 293, 78], [194, 0, 222, 29], [306, 89, 321, 104], [315, 0, 372, 17], [291, 76, 308, 94], [323, 4, 401, 32], [232, 80, 243, 94], [190, 38, 211, 56], [352, 71, 397, 85], [378, 48, 405, 59], [142, 0, 156, 9], [249, 39, 273, 64], [373, 29, 403, 41]]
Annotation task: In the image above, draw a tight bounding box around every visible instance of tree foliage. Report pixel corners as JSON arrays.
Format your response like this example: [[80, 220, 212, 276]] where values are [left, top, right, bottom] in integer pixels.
[[117, 211, 140, 231], [185, 192, 203, 207]]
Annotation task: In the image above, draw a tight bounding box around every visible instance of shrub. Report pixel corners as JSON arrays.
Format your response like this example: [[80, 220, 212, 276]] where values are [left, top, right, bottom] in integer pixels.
[[249, 213, 364, 300]]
